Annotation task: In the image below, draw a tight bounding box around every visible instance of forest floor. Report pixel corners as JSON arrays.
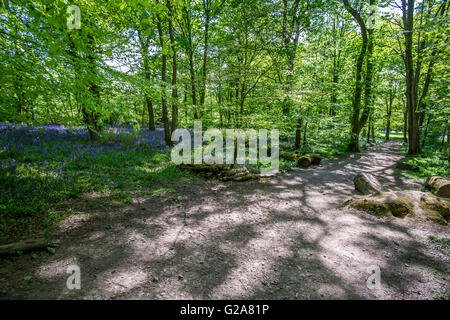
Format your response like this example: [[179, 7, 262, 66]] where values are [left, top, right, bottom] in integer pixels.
[[0, 140, 448, 299]]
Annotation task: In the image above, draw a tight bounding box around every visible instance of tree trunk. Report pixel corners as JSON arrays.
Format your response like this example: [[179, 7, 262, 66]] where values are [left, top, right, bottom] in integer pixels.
[[403, 98, 408, 142], [0, 239, 53, 257], [200, 7, 210, 106], [295, 117, 302, 149], [402, 0, 420, 155], [303, 120, 308, 144], [157, 13, 172, 145], [385, 87, 395, 141], [146, 97, 155, 131], [167, 1, 178, 133], [138, 30, 156, 131], [343, 0, 371, 152]]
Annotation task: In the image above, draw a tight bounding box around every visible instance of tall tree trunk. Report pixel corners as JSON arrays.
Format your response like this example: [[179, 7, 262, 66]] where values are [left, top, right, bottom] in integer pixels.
[[138, 30, 156, 131], [146, 97, 155, 131], [303, 121, 308, 144], [402, 97, 408, 142], [85, 34, 102, 140], [157, 13, 172, 145], [295, 118, 302, 149], [167, 0, 178, 133], [200, 4, 211, 106], [343, 0, 372, 152], [402, 0, 420, 154], [385, 90, 394, 141]]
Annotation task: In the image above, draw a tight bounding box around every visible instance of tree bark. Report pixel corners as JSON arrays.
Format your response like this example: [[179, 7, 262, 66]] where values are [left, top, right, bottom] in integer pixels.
[[167, 0, 178, 133], [200, 2, 211, 106], [402, 0, 420, 154], [157, 12, 172, 145], [343, 0, 372, 152]]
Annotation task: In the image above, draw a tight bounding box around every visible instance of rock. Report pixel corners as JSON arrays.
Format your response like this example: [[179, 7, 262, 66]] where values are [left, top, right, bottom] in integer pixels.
[[396, 162, 419, 171], [345, 190, 449, 225], [388, 196, 412, 218], [298, 154, 321, 168], [353, 173, 382, 195], [421, 196, 450, 221], [425, 175, 450, 198], [345, 197, 390, 216]]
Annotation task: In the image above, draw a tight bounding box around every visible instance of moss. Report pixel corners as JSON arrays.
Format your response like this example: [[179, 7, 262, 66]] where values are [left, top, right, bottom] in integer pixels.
[[388, 196, 413, 218], [349, 199, 390, 217], [423, 198, 450, 221]]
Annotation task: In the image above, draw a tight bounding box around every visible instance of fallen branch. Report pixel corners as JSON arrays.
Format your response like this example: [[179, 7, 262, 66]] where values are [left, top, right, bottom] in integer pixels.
[[0, 239, 57, 257]]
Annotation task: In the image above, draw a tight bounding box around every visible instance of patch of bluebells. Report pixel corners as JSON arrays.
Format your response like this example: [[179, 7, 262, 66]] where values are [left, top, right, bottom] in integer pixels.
[[0, 123, 169, 218]]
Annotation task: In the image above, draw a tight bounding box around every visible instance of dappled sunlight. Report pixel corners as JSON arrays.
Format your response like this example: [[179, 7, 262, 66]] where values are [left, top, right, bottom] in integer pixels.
[[0, 141, 448, 300], [36, 257, 79, 279]]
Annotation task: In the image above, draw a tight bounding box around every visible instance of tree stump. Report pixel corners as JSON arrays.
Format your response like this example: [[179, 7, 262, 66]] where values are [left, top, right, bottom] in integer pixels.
[[297, 153, 321, 168]]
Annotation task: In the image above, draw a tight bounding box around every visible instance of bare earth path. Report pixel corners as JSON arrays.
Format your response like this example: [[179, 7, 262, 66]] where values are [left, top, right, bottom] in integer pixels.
[[0, 140, 448, 299]]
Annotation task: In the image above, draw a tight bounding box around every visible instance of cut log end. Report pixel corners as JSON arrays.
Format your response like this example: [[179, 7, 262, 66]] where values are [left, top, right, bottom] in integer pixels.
[[298, 153, 321, 168], [425, 175, 450, 198]]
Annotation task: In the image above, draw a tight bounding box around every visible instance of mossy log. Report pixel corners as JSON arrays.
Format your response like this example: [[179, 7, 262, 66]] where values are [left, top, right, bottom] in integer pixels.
[[0, 239, 50, 257], [353, 173, 382, 195], [425, 175, 450, 198], [422, 196, 450, 221], [297, 153, 321, 168], [222, 167, 249, 177], [279, 151, 298, 161], [179, 164, 225, 173], [219, 167, 250, 181], [179, 164, 260, 182], [231, 173, 260, 182]]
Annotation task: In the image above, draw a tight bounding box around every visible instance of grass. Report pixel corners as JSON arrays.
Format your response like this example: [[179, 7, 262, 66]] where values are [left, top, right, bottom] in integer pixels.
[[0, 124, 192, 240], [376, 131, 405, 140], [398, 139, 449, 180]]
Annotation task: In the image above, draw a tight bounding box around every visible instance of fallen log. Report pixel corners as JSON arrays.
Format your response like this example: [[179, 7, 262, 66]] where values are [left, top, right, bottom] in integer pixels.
[[396, 162, 419, 171], [0, 238, 53, 257], [179, 164, 225, 173], [279, 151, 298, 161], [425, 175, 450, 198], [219, 168, 250, 181], [221, 167, 249, 177], [353, 173, 382, 195], [231, 173, 260, 182], [297, 153, 321, 168]]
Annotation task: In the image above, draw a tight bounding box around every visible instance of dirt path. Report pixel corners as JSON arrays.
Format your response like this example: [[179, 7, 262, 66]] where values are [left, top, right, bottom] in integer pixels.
[[0, 140, 448, 299]]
